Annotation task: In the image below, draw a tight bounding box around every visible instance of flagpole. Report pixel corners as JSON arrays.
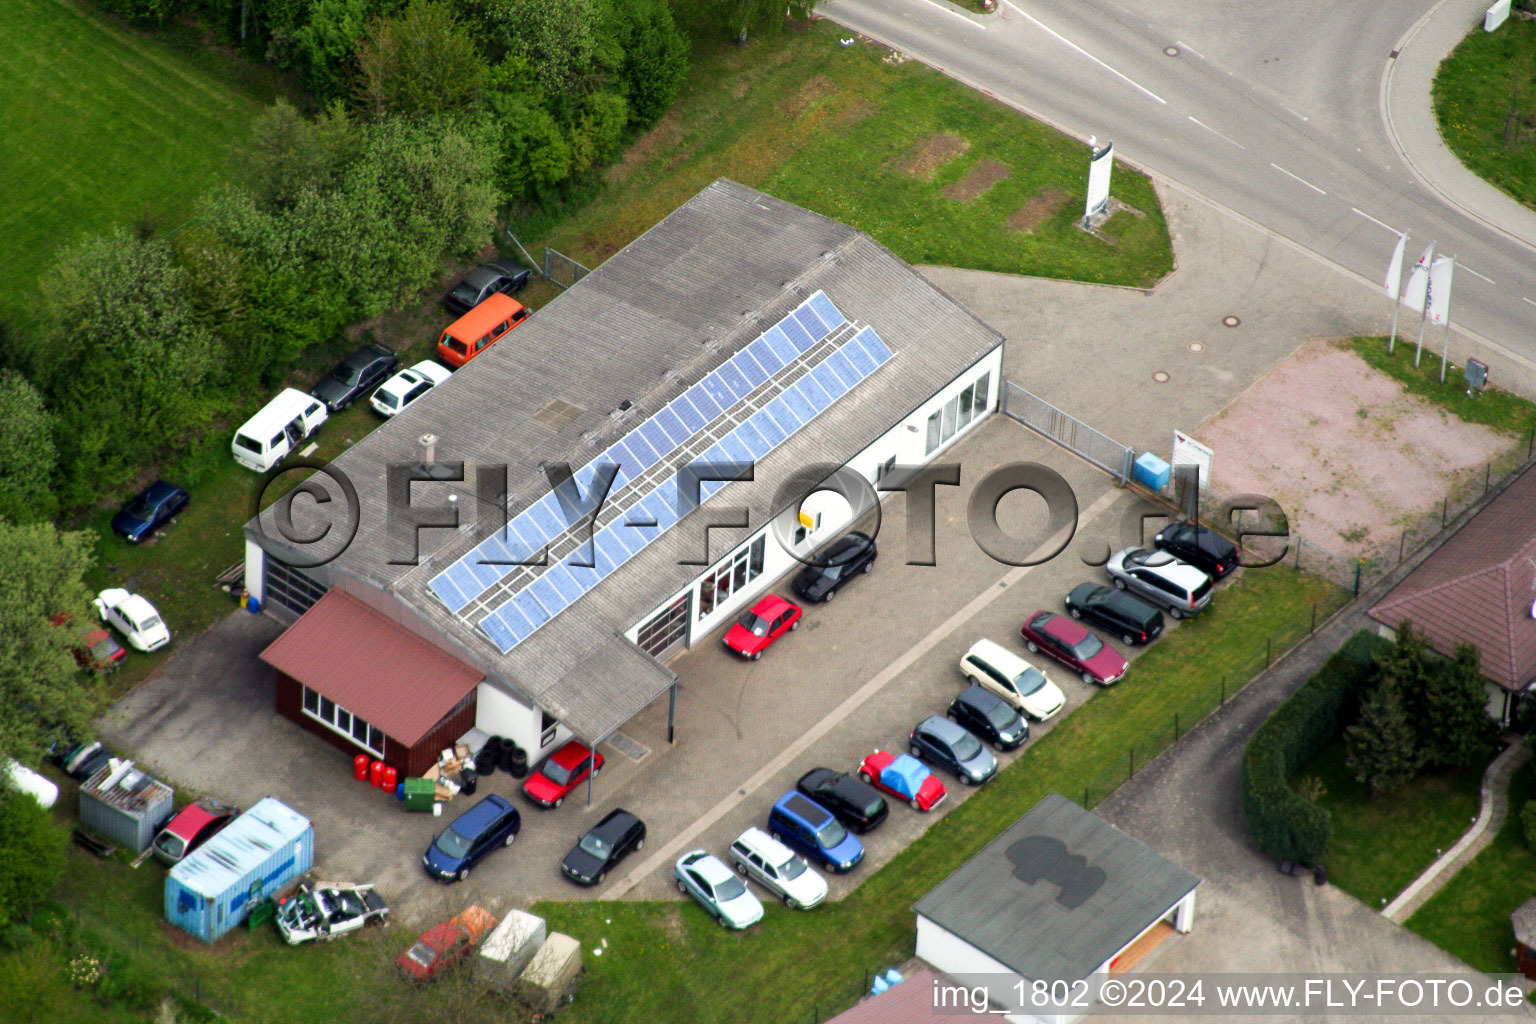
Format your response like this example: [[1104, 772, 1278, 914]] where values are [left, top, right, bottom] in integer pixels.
[[1385, 232, 1407, 354], [1414, 242, 1435, 368], [1414, 300, 1428, 368], [1388, 290, 1401, 354], [1439, 257, 1455, 383]]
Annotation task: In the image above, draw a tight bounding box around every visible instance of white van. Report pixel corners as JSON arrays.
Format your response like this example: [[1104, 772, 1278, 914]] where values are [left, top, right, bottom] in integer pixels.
[[232, 389, 328, 472]]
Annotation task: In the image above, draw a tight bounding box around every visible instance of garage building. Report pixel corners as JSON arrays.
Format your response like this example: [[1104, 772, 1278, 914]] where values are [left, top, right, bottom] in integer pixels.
[[245, 178, 1005, 780], [913, 794, 1199, 1023]]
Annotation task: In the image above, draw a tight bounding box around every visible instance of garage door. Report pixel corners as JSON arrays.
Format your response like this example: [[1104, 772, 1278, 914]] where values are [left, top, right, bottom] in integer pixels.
[[636, 593, 690, 659], [264, 562, 328, 617]]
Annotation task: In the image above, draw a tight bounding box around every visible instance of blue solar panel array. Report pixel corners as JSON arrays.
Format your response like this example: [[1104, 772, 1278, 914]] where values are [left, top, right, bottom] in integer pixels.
[[474, 324, 895, 653]]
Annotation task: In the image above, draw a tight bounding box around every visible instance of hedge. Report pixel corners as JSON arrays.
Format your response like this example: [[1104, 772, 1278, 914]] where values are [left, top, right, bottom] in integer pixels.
[[1240, 630, 1391, 863]]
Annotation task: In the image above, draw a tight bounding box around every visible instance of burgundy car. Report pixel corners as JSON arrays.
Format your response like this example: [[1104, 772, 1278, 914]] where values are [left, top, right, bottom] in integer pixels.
[[522, 740, 604, 808], [1018, 610, 1128, 686], [722, 595, 802, 661]]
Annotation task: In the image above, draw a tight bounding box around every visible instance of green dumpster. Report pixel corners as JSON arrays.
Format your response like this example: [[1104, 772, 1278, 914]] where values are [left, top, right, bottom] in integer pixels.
[[402, 778, 436, 812]]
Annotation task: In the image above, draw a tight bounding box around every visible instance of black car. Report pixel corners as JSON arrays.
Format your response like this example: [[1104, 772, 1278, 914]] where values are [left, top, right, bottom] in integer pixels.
[[790, 532, 877, 603], [1064, 583, 1165, 646], [795, 768, 888, 834], [443, 259, 534, 316], [1154, 521, 1240, 580], [947, 685, 1029, 751], [110, 481, 190, 543], [561, 808, 646, 886], [311, 344, 400, 412]]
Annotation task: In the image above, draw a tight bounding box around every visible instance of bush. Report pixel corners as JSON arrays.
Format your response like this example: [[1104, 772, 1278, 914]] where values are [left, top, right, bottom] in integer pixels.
[[1240, 631, 1391, 863], [0, 793, 68, 932]]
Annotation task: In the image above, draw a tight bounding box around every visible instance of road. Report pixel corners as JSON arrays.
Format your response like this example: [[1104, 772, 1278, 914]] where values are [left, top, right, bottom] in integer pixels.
[[822, 0, 1536, 374]]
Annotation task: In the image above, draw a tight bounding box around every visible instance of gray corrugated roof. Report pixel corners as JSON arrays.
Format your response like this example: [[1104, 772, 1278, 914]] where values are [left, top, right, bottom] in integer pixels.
[[913, 794, 1200, 983], [249, 179, 1004, 741]]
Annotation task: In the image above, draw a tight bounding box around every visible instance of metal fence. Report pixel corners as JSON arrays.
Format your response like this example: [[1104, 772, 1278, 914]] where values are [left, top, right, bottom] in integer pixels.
[[543, 247, 592, 290], [1002, 381, 1134, 482]]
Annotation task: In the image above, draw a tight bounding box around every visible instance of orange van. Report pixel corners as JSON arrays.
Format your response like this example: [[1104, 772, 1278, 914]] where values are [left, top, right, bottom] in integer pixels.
[[436, 293, 530, 368]]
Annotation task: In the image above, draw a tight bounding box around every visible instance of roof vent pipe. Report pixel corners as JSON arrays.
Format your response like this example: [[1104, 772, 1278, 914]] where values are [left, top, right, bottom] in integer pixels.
[[419, 433, 437, 467]]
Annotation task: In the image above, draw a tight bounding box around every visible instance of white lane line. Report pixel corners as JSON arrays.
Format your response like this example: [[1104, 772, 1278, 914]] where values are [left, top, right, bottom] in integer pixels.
[[1174, 39, 1206, 60], [1002, 0, 1167, 104], [1269, 163, 1327, 195], [1460, 264, 1494, 285], [1188, 116, 1245, 150], [1284, 105, 1310, 122], [1351, 207, 1401, 235], [608, 486, 1125, 897], [1522, 296, 1536, 309], [917, 0, 987, 30]]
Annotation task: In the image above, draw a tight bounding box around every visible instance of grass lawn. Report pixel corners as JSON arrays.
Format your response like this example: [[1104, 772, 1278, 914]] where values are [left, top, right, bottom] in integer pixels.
[[519, 20, 1171, 288], [1351, 337, 1536, 439], [1408, 761, 1536, 973], [1434, 18, 1536, 210], [532, 567, 1346, 1024], [1297, 740, 1489, 909], [0, 0, 276, 323]]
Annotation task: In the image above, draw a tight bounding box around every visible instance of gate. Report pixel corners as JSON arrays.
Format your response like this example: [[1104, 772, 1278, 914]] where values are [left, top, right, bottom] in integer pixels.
[[543, 247, 592, 290], [1002, 381, 1134, 483]]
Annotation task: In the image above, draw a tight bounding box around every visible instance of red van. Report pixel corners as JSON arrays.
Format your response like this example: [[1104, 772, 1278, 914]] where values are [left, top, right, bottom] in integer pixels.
[[436, 293, 530, 368]]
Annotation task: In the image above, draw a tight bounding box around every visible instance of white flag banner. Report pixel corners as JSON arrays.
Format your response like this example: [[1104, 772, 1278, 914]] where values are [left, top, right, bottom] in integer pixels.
[[1384, 232, 1407, 300], [1427, 257, 1454, 326], [1402, 243, 1435, 313]]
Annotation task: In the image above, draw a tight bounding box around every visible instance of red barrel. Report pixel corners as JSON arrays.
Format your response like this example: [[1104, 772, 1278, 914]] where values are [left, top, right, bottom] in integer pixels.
[[353, 754, 370, 781], [382, 766, 397, 792], [370, 760, 385, 787]]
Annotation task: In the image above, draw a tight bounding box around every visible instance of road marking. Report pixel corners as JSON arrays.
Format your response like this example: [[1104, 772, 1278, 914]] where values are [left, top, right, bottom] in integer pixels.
[[1269, 163, 1326, 195], [916, 0, 987, 30], [1174, 39, 1205, 60], [1522, 297, 1536, 309], [1002, 0, 1167, 105], [1459, 264, 1494, 285], [607, 485, 1126, 898], [1187, 116, 1244, 150], [1350, 207, 1400, 235], [1283, 105, 1310, 122]]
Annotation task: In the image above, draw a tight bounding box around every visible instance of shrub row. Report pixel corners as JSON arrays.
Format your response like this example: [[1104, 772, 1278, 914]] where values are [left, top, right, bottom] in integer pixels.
[[1240, 630, 1390, 863]]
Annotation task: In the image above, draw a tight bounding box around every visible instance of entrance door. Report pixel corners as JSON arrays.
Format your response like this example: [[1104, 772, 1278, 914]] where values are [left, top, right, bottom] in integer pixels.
[[637, 593, 691, 659]]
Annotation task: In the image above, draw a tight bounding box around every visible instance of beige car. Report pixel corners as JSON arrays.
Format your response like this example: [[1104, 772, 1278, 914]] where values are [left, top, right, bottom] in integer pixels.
[[959, 639, 1066, 720]]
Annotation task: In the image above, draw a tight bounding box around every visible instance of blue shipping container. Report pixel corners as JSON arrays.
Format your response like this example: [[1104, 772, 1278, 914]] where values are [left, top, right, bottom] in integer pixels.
[[164, 797, 313, 942]]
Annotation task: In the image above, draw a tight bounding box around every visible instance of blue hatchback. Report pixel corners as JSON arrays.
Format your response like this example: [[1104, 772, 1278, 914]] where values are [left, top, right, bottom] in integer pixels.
[[768, 791, 864, 873], [421, 793, 521, 882], [111, 481, 190, 543]]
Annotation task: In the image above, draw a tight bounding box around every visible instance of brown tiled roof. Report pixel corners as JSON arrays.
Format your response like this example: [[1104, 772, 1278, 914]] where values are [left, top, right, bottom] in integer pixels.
[[260, 590, 483, 745], [823, 970, 943, 1024], [1370, 462, 1536, 691]]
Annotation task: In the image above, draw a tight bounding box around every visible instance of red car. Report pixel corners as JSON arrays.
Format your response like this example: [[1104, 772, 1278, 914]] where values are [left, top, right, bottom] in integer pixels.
[[722, 595, 802, 661], [151, 798, 240, 865], [50, 613, 126, 671], [1019, 610, 1128, 686], [396, 904, 497, 981], [522, 740, 604, 808], [857, 750, 947, 811]]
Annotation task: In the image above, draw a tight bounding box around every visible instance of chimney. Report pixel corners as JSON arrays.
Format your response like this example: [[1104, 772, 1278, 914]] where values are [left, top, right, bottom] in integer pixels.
[[419, 433, 437, 467]]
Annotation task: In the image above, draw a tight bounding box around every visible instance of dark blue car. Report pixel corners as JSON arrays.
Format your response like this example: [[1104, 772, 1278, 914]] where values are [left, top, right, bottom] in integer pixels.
[[767, 791, 863, 873], [421, 793, 521, 882], [111, 481, 190, 543]]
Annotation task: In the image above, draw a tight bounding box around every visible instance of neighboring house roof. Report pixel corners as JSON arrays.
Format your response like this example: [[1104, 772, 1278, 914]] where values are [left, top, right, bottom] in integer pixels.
[[248, 178, 1005, 743], [258, 589, 483, 746], [913, 794, 1199, 985], [823, 969, 944, 1024], [1369, 461, 1536, 692]]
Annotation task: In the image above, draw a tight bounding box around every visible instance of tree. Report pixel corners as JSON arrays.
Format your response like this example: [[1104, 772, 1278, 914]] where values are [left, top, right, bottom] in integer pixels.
[[604, 0, 688, 132], [239, 99, 358, 211], [1345, 682, 1425, 798], [1420, 643, 1499, 768], [719, 0, 823, 43], [486, 64, 573, 202], [355, 1, 488, 116], [0, 792, 67, 932], [0, 372, 58, 525], [472, 0, 614, 100], [290, 0, 374, 103], [0, 521, 95, 769]]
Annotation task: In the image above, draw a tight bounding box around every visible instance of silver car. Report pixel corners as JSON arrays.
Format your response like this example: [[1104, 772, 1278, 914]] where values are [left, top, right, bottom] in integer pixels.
[[675, 850, 764, 929], [729, 827, 828, 910], [1105, 547, 1214, 619]]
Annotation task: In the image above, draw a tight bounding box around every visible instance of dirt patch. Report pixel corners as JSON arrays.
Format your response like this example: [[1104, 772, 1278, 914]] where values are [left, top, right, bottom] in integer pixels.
[[942, 158, 1011, 201], [1196, 338, 1517, 564], [780, 75, 836, 119], [895, 133, 969, 179], [607, 109, 685, 186], [832, 98, 880, 128], [1008, 187, 1070, 232]]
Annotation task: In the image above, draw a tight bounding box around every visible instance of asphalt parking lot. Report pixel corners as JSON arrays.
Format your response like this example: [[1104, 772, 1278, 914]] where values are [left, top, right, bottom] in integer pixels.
[[96, 187, 1389, 926]]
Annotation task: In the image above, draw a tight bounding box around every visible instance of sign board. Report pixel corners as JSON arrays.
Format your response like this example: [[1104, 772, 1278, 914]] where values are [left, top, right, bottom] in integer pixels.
[[1465, 358, 1488, 391], [1084, 141, 1114, 222], [1486, 0, 1511, 32], [1171, 430, 1213, 492]]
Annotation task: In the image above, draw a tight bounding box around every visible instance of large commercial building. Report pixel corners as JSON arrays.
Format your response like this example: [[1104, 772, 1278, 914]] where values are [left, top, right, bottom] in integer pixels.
[[246, 179, 1005, 780]]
